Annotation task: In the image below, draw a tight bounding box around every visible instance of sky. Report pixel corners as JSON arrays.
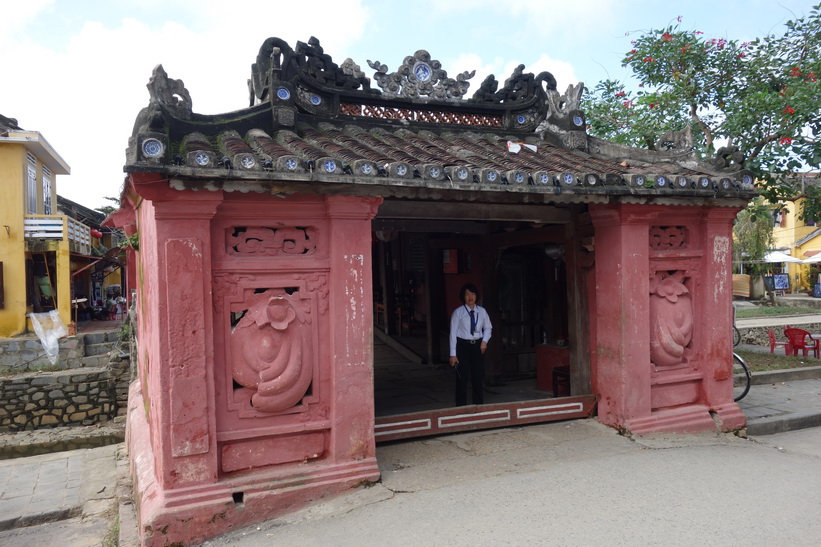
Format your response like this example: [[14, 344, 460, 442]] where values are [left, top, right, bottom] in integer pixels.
[[2, 0, 816, 211]]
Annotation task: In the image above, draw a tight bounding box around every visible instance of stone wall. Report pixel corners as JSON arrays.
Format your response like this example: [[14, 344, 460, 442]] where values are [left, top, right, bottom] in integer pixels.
[[0, 329, 131, 432]]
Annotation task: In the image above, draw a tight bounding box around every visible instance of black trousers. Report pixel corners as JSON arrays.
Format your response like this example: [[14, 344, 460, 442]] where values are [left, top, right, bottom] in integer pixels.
[[455, 338, 484, 406]]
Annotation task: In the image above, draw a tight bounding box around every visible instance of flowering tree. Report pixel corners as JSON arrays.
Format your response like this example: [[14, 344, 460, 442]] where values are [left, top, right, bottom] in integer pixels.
[[582, 6, 821, 216]]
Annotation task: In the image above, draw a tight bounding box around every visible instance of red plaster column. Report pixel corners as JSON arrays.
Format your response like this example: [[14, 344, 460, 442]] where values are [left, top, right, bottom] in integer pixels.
[[325, 195, 383, 461], [589, 203, 653, 429], [143, 188, 223, 489], [699, 207, 746, 429]]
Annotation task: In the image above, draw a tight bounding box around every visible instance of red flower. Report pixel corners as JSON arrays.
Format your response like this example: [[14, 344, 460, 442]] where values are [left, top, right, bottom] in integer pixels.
[[677, 15, 683, 22], [615, 91, 626, 97], [629, 49, 638, 54], [808, 72, 817, 82], [643, 56, 654, 63], [695, 31, 704, 35], [782, 106, 796, 115], [681, 45, 691, 53], [790, 66, 802, 77], [649, 102, 659, 109], [662, 33, 673, 42], [737, 53, 746, 59], [780, 137, 792, 145], [623, 100, 634, 108]]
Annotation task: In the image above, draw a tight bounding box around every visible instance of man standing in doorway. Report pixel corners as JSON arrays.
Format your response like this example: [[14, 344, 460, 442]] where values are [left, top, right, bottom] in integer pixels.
[[449, 283, 492, 406]]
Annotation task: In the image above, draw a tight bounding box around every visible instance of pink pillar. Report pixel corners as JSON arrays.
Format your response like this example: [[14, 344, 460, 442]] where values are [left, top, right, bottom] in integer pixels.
[[121, 177, 383, 545], [589, 202, 745, 434], [589, 204, 653, 428], [326, 195, 383, 459], [697, 208, 746, 430]]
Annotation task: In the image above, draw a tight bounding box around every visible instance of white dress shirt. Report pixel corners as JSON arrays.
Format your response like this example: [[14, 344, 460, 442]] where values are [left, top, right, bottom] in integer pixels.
[[449, 304, 492, 356]]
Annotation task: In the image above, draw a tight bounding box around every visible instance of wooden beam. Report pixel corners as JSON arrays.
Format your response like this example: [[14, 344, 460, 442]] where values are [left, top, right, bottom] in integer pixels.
[[377, 201, 571, 223]]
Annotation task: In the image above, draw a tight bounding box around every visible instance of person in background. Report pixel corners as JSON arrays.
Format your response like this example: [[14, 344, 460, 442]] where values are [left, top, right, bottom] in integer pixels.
[[449, 283, 492, 406]]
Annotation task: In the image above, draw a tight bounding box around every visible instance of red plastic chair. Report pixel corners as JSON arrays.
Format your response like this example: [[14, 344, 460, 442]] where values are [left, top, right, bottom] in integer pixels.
[[784, 328, 820, 358], [768, 328, 791, 355]]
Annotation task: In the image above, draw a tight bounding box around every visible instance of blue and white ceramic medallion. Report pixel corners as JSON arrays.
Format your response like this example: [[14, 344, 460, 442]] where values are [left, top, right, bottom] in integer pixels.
[[563, 173, 574, 185], [699, 177, 710, 188], [396, 164, 408, 176], [195, 152, 209, 166], [539, 173, 550, 185], [573, 115, 584, 127], [721, 178, 731, 189], [412, 62, 432, 82], [657, 176, 667, 187], [276, 87, 291, 100], [742, 174, 753, 186], [429, 167, 441, 178], [514, 172, 525, 183], [517, 115, 527, 125], [323, 160, 337, 173], [361, 163, 373, 175], [587, 175, 597, 185], [457, 167, 469, 180], [142, 138, 163, 158], [310, 95, 322, 105], [636, 175, 645, 186], [240, 156, 255, 169], [284, 158, 298, 171], [486, 170, 498, 182]]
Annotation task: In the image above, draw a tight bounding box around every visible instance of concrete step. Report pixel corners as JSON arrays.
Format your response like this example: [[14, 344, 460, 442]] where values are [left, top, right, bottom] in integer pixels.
[[85, 341, 116, 357], [80, 354, 110, 368]]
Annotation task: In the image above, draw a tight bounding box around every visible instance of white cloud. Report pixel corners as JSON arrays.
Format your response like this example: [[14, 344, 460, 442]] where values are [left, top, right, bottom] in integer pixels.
[[2, 0, 372, 208]]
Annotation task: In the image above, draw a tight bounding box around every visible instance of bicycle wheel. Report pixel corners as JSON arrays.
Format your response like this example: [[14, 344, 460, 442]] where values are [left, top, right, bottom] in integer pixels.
[[732, 352, 752, 402], [733, 326, 741, 347]]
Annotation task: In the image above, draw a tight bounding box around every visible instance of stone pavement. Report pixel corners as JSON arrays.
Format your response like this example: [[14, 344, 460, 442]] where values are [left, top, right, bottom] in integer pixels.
[[0, 443, 120, 546], [0, 366, 818, 545]]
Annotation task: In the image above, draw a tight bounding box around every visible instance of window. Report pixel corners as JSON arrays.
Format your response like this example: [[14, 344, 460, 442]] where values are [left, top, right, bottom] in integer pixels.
[[27, 164, 37, 213], [42, 165, 52, 214]]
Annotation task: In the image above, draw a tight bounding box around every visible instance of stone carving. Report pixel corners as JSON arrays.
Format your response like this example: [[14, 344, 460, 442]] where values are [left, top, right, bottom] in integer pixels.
[[655, 126, 693, 152], [711, 144, 745, 171], [231, 290, 313, 413], [250, 36, 370, 105], [649, 226, 689, 250], [367, 50, 475, 101], [227, 226, 317, 256], [295, 273, 329, 315], [472, 65, 557, 104], [147, 65, 192, 120], [649, 271, 693, 367]]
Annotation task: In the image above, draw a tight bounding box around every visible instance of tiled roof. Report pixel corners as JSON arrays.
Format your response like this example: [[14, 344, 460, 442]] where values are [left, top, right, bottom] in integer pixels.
[[124, 38, 757, 204]]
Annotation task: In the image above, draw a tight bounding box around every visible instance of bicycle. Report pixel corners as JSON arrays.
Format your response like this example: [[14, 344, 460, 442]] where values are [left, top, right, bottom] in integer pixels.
[[732, 352, 752, 402], [732, 306, 741, 347]]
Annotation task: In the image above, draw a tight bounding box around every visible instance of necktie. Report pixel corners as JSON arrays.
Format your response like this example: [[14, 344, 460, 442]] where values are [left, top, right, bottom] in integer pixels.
[[469, 309, 475, 335]]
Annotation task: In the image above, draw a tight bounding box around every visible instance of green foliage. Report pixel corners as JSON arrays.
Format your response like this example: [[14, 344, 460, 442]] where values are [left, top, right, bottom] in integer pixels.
[[732, 199, 775, 277], [582, 6, 821, 192], [735, 306, 819, 318], [94, 196, 121, 216]]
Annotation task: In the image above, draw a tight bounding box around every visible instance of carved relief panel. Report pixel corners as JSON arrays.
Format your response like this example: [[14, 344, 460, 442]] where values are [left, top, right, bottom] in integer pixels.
[[649, 270, 693, 368], [214, 273, 329, 423]]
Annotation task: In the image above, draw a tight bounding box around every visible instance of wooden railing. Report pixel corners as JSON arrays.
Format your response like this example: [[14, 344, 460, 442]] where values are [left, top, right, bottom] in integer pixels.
[[24, 215, 93, 255]]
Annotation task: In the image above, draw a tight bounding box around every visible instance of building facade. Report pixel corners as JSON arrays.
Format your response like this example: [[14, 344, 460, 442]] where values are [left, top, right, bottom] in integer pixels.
[[0, 115, 123, 338]]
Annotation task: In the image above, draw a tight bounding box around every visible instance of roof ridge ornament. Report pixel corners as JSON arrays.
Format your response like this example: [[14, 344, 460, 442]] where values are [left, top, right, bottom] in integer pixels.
[[367, 50, 475, 102], [147, 65, 192, 120]]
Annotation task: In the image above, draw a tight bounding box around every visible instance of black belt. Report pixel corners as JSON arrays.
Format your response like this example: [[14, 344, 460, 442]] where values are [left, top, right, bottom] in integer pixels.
[[458, 337, 483, 344]]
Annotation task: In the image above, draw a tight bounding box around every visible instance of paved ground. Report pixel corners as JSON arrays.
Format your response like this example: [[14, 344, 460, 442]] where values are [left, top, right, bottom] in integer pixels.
[[0, 443, 120, 546], [0, 369, 818, 546], [207, 421, 821, 546]]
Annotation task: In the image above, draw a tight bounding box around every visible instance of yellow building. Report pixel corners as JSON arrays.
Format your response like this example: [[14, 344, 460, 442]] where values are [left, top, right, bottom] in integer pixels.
[[0, 115, 110, 337], [771, 175, 821, 292]]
